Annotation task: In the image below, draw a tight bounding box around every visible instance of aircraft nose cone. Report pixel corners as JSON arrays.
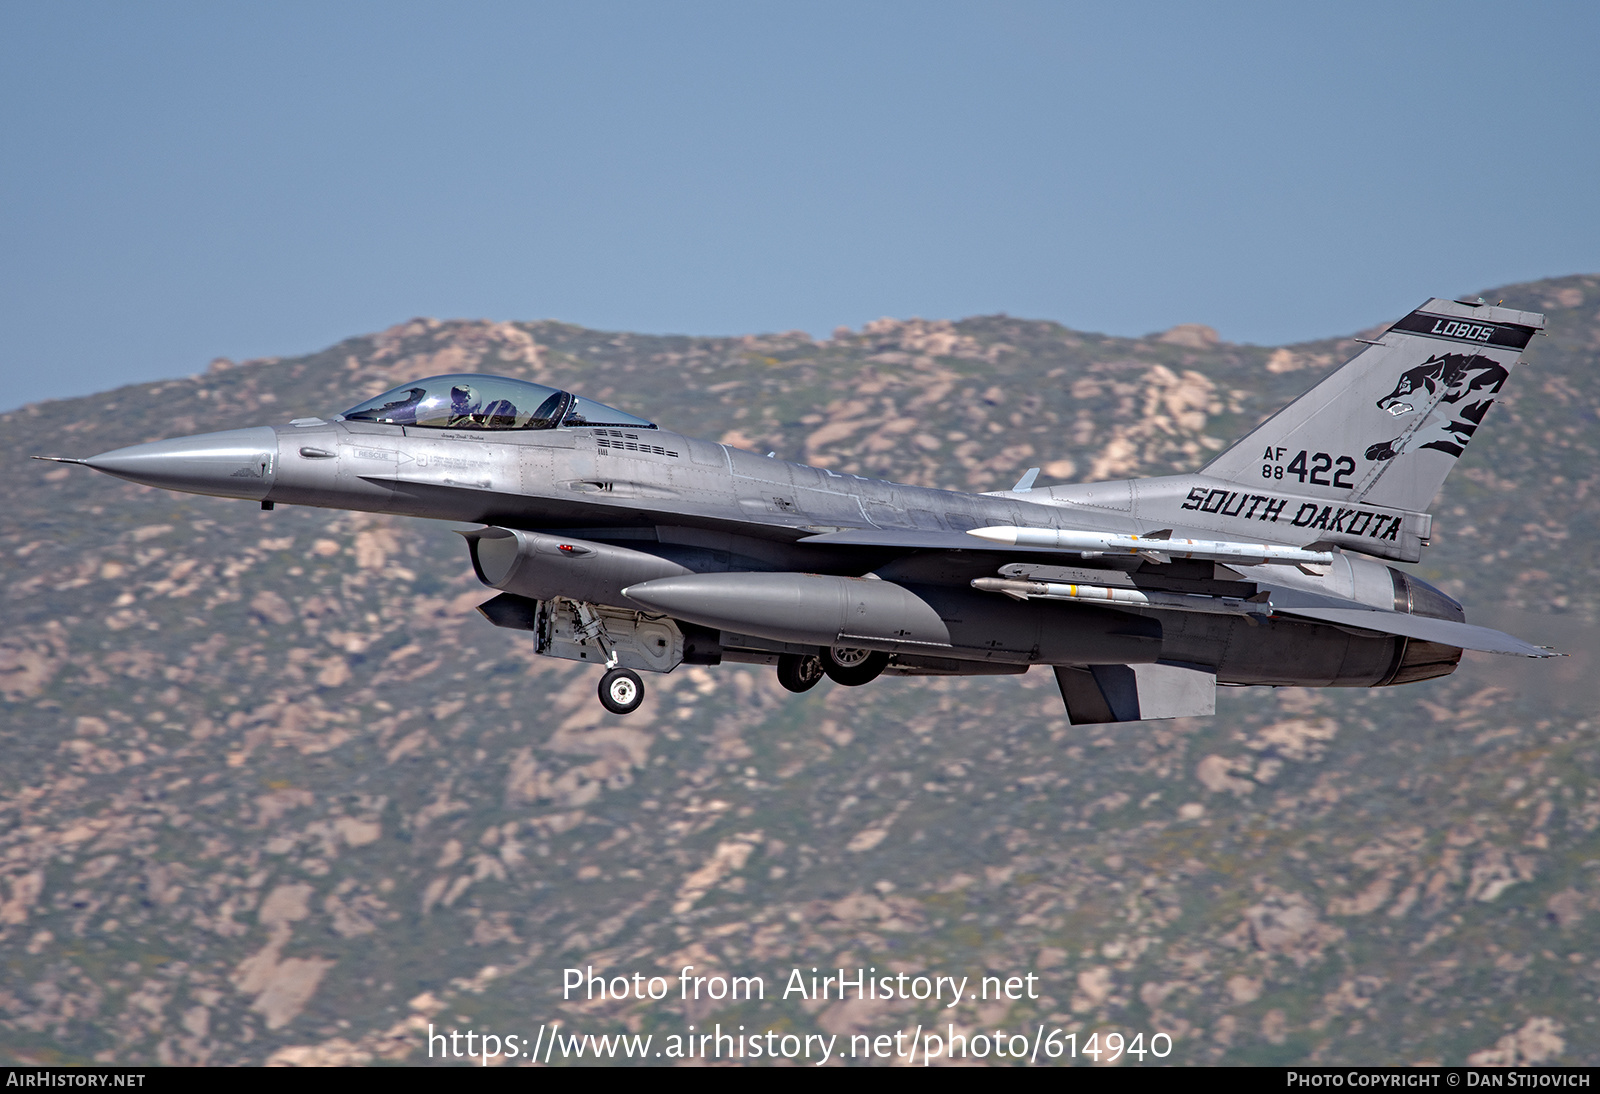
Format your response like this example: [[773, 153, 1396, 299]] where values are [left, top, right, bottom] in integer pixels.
[[83, 427, 280, 501]]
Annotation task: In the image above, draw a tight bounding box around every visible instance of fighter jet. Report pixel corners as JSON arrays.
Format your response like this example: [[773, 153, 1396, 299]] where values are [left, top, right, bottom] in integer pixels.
[[39, 297, 1558, 721]]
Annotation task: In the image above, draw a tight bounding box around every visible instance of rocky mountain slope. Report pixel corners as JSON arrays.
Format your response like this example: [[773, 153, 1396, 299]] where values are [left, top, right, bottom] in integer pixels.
[[1, 275, 1597, 1065]]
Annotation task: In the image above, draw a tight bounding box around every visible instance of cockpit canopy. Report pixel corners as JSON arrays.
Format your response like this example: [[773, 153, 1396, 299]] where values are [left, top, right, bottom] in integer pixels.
[[340, 374, 655, 432]]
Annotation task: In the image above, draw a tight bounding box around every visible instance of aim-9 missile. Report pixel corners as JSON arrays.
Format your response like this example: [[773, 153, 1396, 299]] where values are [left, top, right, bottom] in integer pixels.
[[966, 526, 1334, 567]]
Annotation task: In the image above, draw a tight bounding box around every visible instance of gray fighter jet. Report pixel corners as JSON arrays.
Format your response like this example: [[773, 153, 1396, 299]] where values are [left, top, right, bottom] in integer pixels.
[[40, 297, 1557, 721]]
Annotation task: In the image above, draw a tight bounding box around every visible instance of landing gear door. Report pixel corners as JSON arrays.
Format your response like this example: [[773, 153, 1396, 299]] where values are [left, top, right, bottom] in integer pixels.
[[537, 598, 684, 674]]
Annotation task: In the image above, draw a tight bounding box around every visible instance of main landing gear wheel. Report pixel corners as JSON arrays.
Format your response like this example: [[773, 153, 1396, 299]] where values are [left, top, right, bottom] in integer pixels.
[[598, 667, 644, 715], [777, 653, 825, 693], [822, 646, 890, 687]]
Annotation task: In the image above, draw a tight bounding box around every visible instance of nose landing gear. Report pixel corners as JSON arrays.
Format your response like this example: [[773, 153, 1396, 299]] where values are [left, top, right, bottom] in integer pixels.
[[598, 667, 645, 715]]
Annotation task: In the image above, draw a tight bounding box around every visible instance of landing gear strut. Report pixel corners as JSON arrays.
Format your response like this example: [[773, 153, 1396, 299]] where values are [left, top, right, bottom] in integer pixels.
[[822, 646, 889, 687], [598, 667, 644, 715], [777, 653, 825, 693]]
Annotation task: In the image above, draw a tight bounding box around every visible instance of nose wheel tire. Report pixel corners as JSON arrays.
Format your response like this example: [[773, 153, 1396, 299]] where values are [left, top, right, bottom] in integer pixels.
[[777, 653, 825, 693], [598, 667, 644, 715], [822, 647, 890, 687]]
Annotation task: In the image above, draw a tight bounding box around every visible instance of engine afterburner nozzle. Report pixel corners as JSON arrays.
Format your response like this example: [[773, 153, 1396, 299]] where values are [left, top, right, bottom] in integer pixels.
[[59, 427, 281, 501]]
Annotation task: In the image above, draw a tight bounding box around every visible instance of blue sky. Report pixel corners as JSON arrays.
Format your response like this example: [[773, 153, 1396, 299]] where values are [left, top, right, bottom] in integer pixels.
[[3, 1, 1597, 409]]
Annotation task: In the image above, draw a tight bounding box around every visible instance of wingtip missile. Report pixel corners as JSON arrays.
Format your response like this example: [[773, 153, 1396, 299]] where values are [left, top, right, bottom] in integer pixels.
[[967, 526, 1020, 546], [966, 526, 1335, 566]]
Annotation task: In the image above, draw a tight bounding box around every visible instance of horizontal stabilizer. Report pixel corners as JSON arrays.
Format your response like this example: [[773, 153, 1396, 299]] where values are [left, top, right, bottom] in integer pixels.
[[1270, 604, 1555, 657]]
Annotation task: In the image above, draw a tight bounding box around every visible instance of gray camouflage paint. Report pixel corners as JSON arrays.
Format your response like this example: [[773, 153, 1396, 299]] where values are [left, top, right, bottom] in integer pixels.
[[46, 297, 1553, 721]]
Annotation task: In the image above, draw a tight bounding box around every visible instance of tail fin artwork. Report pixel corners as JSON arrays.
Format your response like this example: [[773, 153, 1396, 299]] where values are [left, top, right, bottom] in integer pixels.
[[1202, 298, 1544, 514]]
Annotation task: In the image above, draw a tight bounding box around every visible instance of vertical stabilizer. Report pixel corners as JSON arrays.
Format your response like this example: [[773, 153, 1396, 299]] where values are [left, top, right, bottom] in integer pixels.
[[1202, 299, 1543, 514]]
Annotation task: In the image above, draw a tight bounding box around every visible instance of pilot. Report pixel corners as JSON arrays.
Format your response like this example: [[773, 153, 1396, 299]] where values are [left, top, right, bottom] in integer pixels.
[[448, 384, 481, 427]]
